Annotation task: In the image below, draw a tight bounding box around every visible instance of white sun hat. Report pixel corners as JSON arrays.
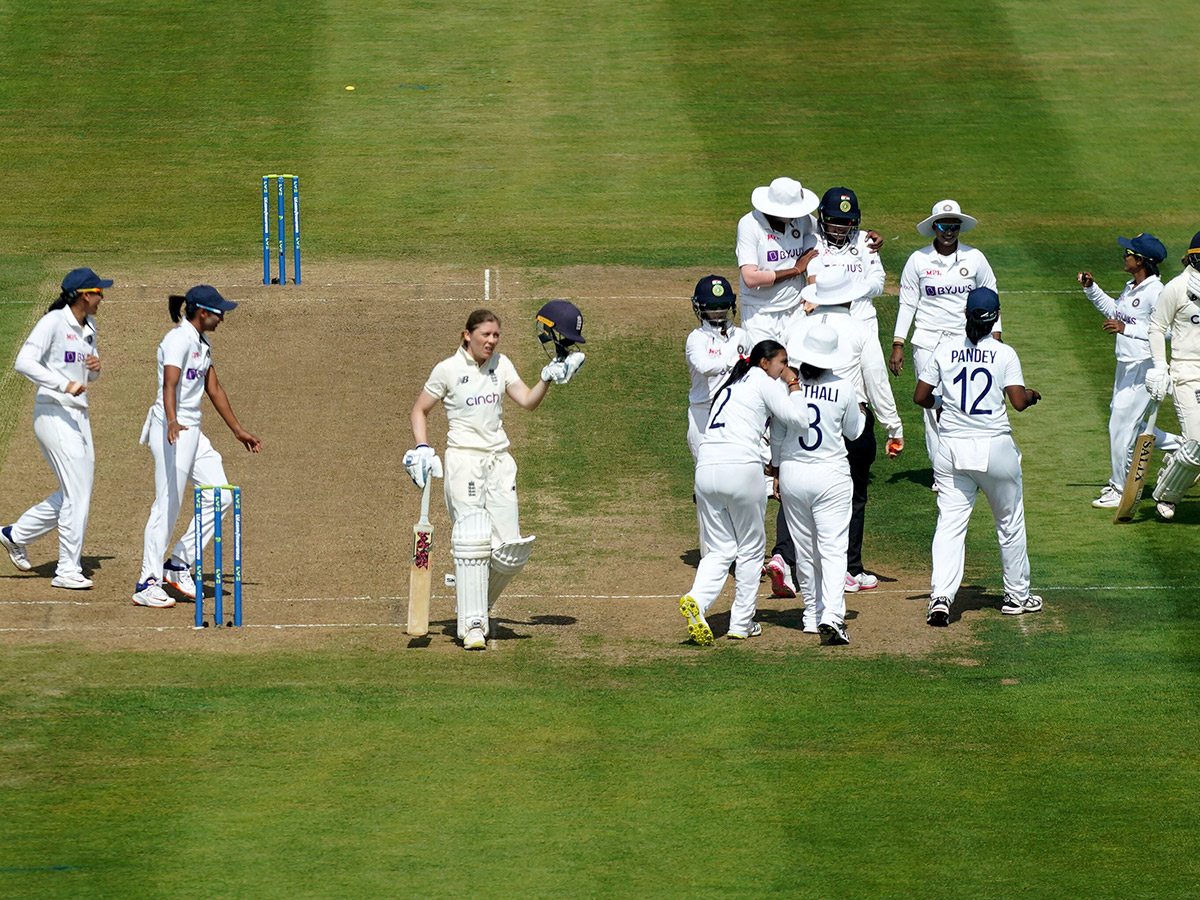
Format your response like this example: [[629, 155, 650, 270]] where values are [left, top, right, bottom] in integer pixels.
[[796, 323, 840, 369], [800, 267, 864, 306], [917, 199, 979, 237], [751, 177, 819, 219]]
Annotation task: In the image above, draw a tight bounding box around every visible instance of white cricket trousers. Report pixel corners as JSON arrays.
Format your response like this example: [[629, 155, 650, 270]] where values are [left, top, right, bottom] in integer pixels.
[[10, 403, 94, 577], [139, 418, 231, 583], [931, 434, 1030, 601], [689, 461, 766, 635], [1169, 360, 1200, 442], [742, 307, 795, 348], [1107, 358, 1177, 490], [443, 447, 520, 547], [779, 459, 852, 627]]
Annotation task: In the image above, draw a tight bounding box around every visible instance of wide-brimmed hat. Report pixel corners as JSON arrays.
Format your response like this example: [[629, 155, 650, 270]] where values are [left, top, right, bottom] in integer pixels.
[[796, 323, 840, 369], [751, 177, 819, 219], [917, 199, 979, 237], [800, 267, 863, 306], [1117, 233, 1167, 263]]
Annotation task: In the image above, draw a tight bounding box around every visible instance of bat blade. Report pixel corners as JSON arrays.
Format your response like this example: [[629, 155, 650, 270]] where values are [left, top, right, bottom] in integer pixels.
[[407, 479, 434, 635], [1114, 402, 1159, 524]]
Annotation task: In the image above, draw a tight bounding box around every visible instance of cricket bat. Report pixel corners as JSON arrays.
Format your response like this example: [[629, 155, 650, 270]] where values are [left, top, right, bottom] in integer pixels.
[[1114, 401, 1160, 524], [407, 477, 434, 635]]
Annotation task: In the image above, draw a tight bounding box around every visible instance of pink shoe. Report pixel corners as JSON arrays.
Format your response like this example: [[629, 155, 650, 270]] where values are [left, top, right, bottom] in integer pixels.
[[764, 555, 796, 598]]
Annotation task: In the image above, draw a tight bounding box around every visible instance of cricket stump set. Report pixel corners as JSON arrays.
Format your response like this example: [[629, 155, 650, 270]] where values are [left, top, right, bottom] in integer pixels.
[[194, 484, 243, 628], [262, 174, 301, 285]]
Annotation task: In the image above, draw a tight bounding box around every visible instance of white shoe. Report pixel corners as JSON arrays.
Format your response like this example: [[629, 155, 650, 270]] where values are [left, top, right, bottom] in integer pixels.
[[927, 596, 951, 627], [51, 573, 93, 590], [132, 578, 175, 608], [818, 620, 850, 645], [1157, 501, 1176, 520], [764, 554, 796, 598], [1001, 594, 1043, 615], [463, 626, 487, 650], [163, 560, 196, 599], [801, 615, 818, 635], [0, 526, 32, 572], [727, 622, 762, 640], [848, 571, 878, 591], [1092, 486, 1122, 509]]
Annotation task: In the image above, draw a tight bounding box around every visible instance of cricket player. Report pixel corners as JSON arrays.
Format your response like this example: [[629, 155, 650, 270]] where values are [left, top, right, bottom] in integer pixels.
[[1146, 230, 1200, 519]]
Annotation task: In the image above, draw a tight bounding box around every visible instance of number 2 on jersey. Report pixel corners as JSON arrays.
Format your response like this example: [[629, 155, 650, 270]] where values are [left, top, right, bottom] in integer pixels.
[[709, 388, 732, 429], [951, 366, 994, 415]]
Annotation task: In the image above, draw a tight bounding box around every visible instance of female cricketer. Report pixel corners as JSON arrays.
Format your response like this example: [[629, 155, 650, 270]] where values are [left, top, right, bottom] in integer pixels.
[[914, 288, 1042, 627], [133, 286, 263, 608], [407, 303, 585, 650], [891, 200, 999, 470], [679, 340, 810, 645], [1078, 232, 1176, 509], [774, 324, 864, 645], [1, 269, 110, 588]]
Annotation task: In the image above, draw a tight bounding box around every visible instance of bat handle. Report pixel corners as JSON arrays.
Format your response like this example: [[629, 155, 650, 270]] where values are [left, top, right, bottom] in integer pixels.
[[1144, 400, 1160, 433], [419, 476, 432, 524]]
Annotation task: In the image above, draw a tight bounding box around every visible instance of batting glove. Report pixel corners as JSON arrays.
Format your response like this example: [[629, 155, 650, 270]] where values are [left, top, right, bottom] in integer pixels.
[[1145, 367, 1172, 402], [403, 445, 435, 488], [555, 351, 586, 385], [541, 359, 567, 383]]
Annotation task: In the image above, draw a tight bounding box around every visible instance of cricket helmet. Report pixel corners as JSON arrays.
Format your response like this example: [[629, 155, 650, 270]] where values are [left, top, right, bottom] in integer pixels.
[[536, 299, 586, 359], [817, 187, 861, 249], [692, 274, 736, 326]]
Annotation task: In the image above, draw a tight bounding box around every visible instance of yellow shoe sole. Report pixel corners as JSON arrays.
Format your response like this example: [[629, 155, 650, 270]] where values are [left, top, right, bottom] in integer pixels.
[[679, 594, 713, 646]]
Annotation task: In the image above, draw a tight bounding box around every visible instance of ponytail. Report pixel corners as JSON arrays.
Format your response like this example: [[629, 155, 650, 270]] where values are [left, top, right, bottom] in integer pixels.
[[169, 295, 188, 323], [48, 292, 72, 313], [799, 362, 826, 381], [715, 339, 786, 396], [966, 319, 992, 345]]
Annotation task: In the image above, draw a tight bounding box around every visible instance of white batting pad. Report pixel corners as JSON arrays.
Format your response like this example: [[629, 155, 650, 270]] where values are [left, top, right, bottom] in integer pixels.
[[1153, 440, 1200, 503], [452, 509, 492, 639], [488, 535, 536, 607]]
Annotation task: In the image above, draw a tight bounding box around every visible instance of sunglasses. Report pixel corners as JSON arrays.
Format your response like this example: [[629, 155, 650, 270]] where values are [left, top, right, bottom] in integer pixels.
[[1123, 249, 1145, 260], [199, 307, 225, 321], [933, 221, 961, 233], [77, 288, 104, 297]]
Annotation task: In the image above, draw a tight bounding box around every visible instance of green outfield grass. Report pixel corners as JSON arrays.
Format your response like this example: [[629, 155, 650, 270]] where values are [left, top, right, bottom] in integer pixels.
[[2, 2, 1199, 898]]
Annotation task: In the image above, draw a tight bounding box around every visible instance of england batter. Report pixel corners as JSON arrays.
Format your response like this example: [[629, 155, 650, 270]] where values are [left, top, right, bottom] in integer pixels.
[[1077, 232, 1177, 509], [1146, 230, 1200, 519], [1, 269, 109, 588], [679, 341, 810, 645], [407, 304, 585, 650], [914, 288, 1042, 627], [773, 324, 864, 645], [891, 200, 1000, 471], [133, 287, 263, 608]]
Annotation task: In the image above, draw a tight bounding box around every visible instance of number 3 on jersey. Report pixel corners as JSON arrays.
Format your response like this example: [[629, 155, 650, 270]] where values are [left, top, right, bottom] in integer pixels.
[[798, 403, 822, 451], [952, 366, 994, 415]]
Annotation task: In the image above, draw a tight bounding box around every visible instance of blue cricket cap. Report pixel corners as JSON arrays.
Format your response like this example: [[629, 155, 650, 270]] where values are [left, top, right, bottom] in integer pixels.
[[966, 287, 1000, 323], [1117, 233, 1167, 263], [185, 285, 238, 313], [61, 267, 113, 294]]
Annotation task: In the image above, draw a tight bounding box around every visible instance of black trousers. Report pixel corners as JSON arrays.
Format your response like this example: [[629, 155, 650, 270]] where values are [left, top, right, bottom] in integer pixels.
[[772, 408, 877, 575]]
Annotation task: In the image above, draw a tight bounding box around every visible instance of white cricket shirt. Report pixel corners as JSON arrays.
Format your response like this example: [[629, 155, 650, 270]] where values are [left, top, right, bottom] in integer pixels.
[[424, 346, 521, 452], [697, 366, 809, 466], [686, 323, 750, 405], [15, 307, 99, 411], [1084, 275, 1162, 363], [772, 371, 864, 465], [1149, 271, 1200, 365], [918, 335, 1024, 439], [153, 320, 211, 427], [809, 232, 885, 323], [895, 243, 999, 348], [736, 210, 818, 315]]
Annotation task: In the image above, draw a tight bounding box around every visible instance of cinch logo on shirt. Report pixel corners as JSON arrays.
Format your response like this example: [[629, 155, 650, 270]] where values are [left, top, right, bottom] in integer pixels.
[[185, 368, 200, 380], [925, 284, 971, 296], [64, 351, 79, 363], [466, 392, 501, 407]]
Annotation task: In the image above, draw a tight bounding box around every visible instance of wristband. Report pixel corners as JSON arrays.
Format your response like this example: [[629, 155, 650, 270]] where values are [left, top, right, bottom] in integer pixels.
[[416, 443, 429, 449]]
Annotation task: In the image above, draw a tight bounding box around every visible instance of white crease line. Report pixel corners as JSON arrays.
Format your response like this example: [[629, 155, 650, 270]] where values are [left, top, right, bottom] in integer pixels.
[[0, 600, 93, 606]]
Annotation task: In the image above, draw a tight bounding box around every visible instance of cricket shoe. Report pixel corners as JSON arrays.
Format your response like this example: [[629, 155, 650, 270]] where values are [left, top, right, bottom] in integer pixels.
[[764, 554, 796, 598], [132, 578, 175, 608], [463, 626, 487, 650], [0, 525, 31, 572], [926, 596, 951, 627], [818, 620, 850, 645], [679, 594, 714, 646], [801, 614, 819, 635], [1001, 594, 1043, 616], [51, 573, 93, 590], [1157, 501, 1176, 520], [845, 571, 879, 592], [727, 622, 762, 640], [1091, 486, 1122, 509], [162, 559, 196, 599]]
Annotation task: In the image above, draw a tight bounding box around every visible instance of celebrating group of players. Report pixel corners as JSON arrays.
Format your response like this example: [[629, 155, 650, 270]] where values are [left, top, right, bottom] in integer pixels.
[[680, 179, 1047, 645]]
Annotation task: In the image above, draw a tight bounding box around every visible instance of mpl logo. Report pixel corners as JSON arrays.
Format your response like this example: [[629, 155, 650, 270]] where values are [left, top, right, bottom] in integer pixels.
[[65, 333, 79, 342]]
